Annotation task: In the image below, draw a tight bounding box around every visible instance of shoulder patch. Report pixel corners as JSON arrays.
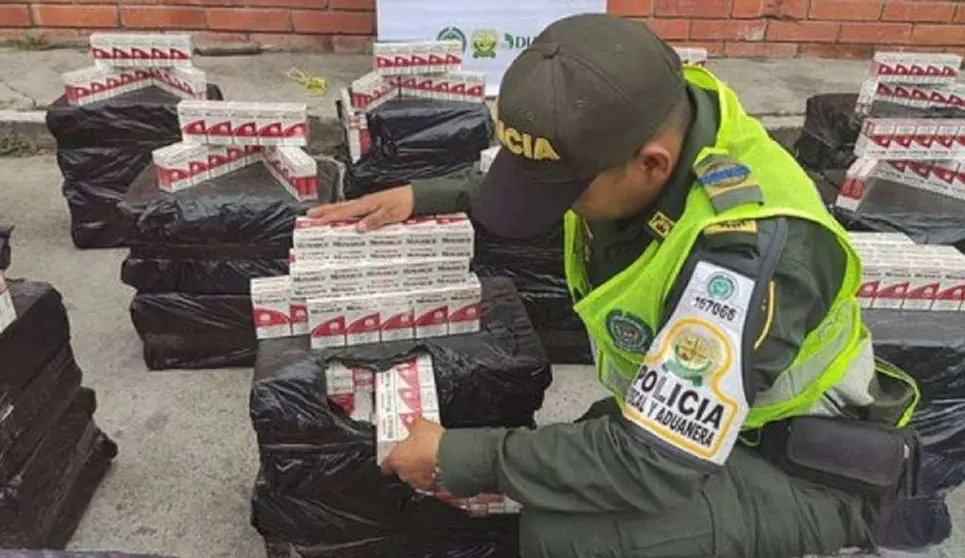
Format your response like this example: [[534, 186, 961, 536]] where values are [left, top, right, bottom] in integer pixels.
[[694, 154, 764, 213], [621, 260, 752, 466]]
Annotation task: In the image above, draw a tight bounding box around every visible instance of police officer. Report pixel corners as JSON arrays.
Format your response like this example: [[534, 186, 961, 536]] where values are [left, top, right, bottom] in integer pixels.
[[309, 14, 919, 558]]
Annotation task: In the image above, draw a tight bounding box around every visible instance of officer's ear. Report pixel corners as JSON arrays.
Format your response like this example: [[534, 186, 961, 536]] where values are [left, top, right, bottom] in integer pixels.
[[632, 142, 675, 187]]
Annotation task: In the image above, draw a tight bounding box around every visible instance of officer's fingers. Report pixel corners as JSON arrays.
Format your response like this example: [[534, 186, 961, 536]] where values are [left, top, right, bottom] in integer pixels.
[[306, 199, 375, 223], [357, 207, 392, 232]]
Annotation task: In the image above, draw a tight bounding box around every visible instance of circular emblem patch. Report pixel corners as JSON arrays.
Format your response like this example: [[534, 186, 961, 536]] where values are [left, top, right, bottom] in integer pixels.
[[706, 273, 736, 301], [606, 310, 653, 353], [664, 327, 723, 387]]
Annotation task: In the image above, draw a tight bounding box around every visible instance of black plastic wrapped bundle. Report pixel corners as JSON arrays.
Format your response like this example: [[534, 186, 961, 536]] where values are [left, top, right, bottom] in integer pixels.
[[0, 225, 12, 271], [45, 84, 224, 249], [339, 99, 493, 199], [121, 244, 289, 295], [862, 309, 965, 549], [130, 292, 254, 370], [250, 279, 549, 555], [0, 281, 71, 394], [825, 170, 965, 254], [0, 280, 118, 548], [117, 156, 344, 369], [793, 93, 965, 173]]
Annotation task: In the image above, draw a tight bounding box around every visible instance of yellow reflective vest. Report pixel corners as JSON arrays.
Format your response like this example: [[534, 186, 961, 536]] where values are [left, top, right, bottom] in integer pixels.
[[563, 67, 917, 463]]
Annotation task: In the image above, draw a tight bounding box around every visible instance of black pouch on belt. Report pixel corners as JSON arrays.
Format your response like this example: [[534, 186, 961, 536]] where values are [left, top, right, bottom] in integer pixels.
[[760, 416, 922, 505]]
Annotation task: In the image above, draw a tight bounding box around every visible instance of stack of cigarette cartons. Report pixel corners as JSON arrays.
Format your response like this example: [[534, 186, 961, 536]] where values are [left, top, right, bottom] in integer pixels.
[[855, 52, 963, 115], [836, 157, 965, 211], [375, 354, 439, 463], [373, 353, 521, 516], [835, 50, 965, 213], [62, 33, 206, 107], [153, 100, 316, 200], [250, 213, 482, 349], [339, 40, 483, 163], [851, 231, 965, 311]]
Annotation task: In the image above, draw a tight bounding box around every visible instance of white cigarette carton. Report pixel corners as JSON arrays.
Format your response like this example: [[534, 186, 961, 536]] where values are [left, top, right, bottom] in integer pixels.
[[178, 100, 208, 141], [250, 276, 293, 339], [0, 272, 17, 336], [375, 355, 439, 463], [446, 71, 486, 102], [902, 257, 944, 310], [934, 120, 959, 157], [290, 298, 309, 336], [849, 231, 914, 245], [362, 260, 405, 292], [205, 145, 232, 181], [327, 221, 370, 260], [856, 255, 886, 309], [892, 120, 917, 158], [955, 122, 965, 157], [308, 297, 348, 349], [366, 225, 408, 260], [89, 33, 112, 63], [373, 42, 417, 76], [871, 261, 912, 310], [279, 103, 308, 146], [154, 142, 205, 192], [229, 102, 257, 144], [911, 120, 939, 159], [855, 119, 895, 159], [290, 261, 331, 298], [373, 292, 415, 342], [278, 147, 318, 201], [444, 275, 482, 335], [836, 158, 878, 212], [254, 103, 285, 146], [203, 102, 232, 145], [328, 266, 367, 296], [166, 34, 193, 65], [63, 67, 103, 106], [343, 294, 382, 346], [172, 66, 206, 99], [935, 263, 965, 312], [293, 226, 329, 252], [480, 146, 500, 173], [413, 288, 449, 339], [435, 213, 475, 259], [402, 217, 441, 259]]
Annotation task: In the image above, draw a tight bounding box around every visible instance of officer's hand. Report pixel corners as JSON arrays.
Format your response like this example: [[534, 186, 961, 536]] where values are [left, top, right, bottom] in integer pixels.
[[380, 416, 445, 491], [306, 185, 414, 232]]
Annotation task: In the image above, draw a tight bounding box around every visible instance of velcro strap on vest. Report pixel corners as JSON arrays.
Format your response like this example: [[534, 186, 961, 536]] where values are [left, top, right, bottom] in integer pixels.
[[694, 153, 764, 213]]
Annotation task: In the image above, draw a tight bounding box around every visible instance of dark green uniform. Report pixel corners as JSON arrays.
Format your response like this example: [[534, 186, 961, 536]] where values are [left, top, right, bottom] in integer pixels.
[[409, 84, 872, 557]]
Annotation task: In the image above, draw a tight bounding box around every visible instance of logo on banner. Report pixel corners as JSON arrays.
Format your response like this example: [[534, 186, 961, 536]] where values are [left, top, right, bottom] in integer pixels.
[[437, 27, 467, 53], [471, 29, 499, 59], [436, 26, 537, 59]]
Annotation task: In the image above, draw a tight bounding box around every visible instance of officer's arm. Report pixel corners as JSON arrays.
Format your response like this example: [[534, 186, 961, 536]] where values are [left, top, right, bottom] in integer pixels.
[[410, 168, 485, 216], [435, 218, 846, 514]]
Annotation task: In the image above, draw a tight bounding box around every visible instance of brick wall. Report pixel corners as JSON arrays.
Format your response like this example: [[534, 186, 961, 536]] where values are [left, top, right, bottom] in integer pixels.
[[0, 0, 963, 58]]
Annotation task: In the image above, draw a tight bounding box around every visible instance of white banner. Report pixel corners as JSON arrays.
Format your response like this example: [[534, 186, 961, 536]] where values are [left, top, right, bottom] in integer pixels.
[[376, 0, 607, 97]]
